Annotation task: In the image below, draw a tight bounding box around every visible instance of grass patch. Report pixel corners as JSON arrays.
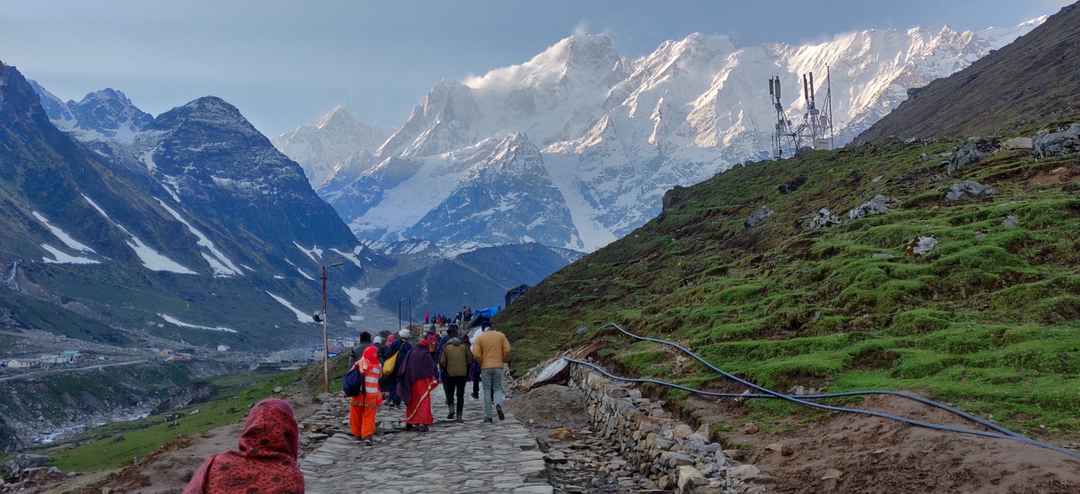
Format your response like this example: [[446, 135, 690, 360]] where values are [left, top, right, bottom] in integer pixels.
[[48, 371, 298, 473]]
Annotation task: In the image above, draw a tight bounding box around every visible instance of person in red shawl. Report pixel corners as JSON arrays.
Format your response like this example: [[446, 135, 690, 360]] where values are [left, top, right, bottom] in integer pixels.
[[183, 399, 304, 494], [349, 331, 383, 443], [397, 332, 439, 432]]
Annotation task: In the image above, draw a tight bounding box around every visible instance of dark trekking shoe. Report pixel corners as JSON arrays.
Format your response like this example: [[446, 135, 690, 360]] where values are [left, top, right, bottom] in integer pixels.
[[484, 417, 494, 423], [456, 416, 464, 423], [496, 405, 505, 421], [471, 393, 479, 400], [447, 411, 456, 420]]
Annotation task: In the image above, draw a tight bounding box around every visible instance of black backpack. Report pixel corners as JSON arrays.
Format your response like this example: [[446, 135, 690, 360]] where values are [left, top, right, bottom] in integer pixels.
[[342, 366, 363, 397]]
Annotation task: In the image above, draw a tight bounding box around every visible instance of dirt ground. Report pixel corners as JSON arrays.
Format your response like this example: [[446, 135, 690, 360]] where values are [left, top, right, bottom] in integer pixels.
[[678, 393, 1080, 494], [43, 392, 319, 494]]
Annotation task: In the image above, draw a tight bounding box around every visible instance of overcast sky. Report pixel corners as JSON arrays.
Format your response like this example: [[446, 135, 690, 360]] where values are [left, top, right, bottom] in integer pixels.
[[1, 0, 1070, 136]]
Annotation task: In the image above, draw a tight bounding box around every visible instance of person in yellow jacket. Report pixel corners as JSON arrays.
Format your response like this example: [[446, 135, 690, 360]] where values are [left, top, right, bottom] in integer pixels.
[[471, 325, 510, 423]]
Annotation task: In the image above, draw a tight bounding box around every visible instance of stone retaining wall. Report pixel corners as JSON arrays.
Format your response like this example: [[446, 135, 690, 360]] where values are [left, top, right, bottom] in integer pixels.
[[568, 365, 763, 494]]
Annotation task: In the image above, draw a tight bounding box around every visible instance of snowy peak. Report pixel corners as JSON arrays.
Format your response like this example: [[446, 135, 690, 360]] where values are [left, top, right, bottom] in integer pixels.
[[272, 106, 388, 186], [376, 80, 480, 159], [27, 81, 152, 143], [315, 12, 1049, 255]]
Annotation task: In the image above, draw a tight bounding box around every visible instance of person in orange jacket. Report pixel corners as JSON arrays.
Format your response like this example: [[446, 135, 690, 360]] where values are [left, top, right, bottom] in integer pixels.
[[349, 331, 383, 444]]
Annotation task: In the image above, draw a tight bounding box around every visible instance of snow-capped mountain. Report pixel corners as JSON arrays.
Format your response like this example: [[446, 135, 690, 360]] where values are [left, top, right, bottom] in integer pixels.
[[309, 17, 1045, 252], [8, 66, 383, 346], [29, 81, 153, 143], [271, 106, 388, 187]]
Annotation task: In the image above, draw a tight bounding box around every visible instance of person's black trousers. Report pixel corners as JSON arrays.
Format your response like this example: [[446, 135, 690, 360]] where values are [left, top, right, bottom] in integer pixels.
[[445, 376, 467, 418]]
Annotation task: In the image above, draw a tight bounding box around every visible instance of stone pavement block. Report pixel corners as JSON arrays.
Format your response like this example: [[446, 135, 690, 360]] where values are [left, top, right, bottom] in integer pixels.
[[298, 386, 552, 492]]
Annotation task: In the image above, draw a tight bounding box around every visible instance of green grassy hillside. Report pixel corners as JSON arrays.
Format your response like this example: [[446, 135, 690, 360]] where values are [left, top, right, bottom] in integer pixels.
[[498, 138, 1080, 437]]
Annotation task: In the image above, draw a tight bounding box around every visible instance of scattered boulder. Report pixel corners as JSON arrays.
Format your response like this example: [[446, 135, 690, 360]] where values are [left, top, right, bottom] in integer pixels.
[[1003, 136, 1033, 150], [805, 208, 841, 231], [945, 181, 996, 202], [1034, 123, 1080, 158], [765, 442, 794, 457], [744, 207, 774, 229], [676, 465, 706, 493], [741, 422, 760, 435], [906, 236, 938, 256], [848, 195, 898, 220], [1003, 214, 1019, 228], [727, 464, 761, 481], [778, 176, 807, 194], [947, 137, 1000, 175], [821, 468, 843, 480]]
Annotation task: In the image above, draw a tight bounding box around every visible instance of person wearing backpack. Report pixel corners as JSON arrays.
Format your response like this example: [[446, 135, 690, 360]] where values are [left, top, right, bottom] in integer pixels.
[[348, 332, 383, 444], [438, 326, 473, 422], [379, 329, 411, 408]]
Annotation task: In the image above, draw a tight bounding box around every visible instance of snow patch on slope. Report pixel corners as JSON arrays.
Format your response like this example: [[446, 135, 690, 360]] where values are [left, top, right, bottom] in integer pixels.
[[293, 241, 324, 264], [158, 313, 237, 333], [82, 194, 197, 274], [265, 291, 315, 323], [32, 212, 96, 254], [40, 244, 100, 265], [155, 198, 242, 277]]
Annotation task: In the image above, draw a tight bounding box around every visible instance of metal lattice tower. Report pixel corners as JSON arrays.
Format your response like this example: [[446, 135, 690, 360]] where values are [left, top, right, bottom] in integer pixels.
[[767, 66, 836, 159], [768, 76, 798, 159]]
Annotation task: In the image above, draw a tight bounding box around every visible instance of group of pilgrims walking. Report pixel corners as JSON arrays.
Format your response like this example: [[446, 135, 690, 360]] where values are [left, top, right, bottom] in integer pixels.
[[182, 307, 511, 494], [348, 308, 513, 443]]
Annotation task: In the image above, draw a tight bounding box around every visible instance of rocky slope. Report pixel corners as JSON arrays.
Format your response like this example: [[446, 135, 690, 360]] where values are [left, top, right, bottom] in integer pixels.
[[298, 17, 1046, 253], [3, 61, 378, 348], [856, 3, 1080, 142]]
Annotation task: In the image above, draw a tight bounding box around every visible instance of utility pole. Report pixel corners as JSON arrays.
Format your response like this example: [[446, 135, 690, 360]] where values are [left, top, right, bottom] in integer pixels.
[[319, 261, 346, 395]]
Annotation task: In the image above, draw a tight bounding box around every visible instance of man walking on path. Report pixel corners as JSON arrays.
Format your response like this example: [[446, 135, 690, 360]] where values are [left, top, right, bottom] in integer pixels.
[[438, 326, 473, 422], [471, 324, 511, 423]]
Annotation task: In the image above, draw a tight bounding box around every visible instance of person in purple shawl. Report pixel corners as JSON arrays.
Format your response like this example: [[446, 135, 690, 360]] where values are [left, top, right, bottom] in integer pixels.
[[397, 333, 439, 431]]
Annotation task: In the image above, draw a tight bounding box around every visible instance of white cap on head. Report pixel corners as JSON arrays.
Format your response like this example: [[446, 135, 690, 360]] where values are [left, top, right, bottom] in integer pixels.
[[373, 336, 384, 344], [399, 328, 411, 339]]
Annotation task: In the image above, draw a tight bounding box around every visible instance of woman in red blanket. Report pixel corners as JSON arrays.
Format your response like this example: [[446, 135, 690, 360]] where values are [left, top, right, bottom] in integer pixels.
[[183, 399, 304, 494], [398, 333, 439, 432]]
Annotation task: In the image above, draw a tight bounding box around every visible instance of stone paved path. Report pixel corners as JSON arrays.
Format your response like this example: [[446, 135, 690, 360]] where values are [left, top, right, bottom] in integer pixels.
[[300, 389, 552, 494]]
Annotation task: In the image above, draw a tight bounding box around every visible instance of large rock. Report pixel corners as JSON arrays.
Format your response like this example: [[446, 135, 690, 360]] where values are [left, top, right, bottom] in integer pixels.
[[947, 138, 999, 175], [805, 208, 841, 231], [744, 207, 774, 229], [1034, 123, 1080, 158], [677, 465, 706, 493], [848, 195, 897, 220], [945, 181, 996, 202]]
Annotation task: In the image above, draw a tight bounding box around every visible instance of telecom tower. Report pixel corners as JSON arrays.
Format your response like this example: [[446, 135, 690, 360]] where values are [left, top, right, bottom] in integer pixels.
[[768, 67, 835, 159]]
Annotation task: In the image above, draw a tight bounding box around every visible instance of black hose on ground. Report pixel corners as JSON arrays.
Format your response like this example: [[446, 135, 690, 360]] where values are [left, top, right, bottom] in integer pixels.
[[560, 322, 1080, 461]]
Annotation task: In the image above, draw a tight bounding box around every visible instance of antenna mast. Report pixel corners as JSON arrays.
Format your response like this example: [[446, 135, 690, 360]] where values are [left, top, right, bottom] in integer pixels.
[[769, 76, 798, 160], [768, 66, 835, 159]]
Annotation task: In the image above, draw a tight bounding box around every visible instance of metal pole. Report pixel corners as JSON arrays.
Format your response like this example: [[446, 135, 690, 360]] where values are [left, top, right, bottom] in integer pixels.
[[321, 265, 329, 394]]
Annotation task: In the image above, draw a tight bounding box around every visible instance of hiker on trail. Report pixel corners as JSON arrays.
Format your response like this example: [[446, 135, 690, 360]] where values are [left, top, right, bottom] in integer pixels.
[[379, 329, 411, 408], [439, 326, 473, 422], [398, 333, 439, 432], [183, 399, 303, 494], [471, 324, 511, 422], [349, 332, 383, 444]]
